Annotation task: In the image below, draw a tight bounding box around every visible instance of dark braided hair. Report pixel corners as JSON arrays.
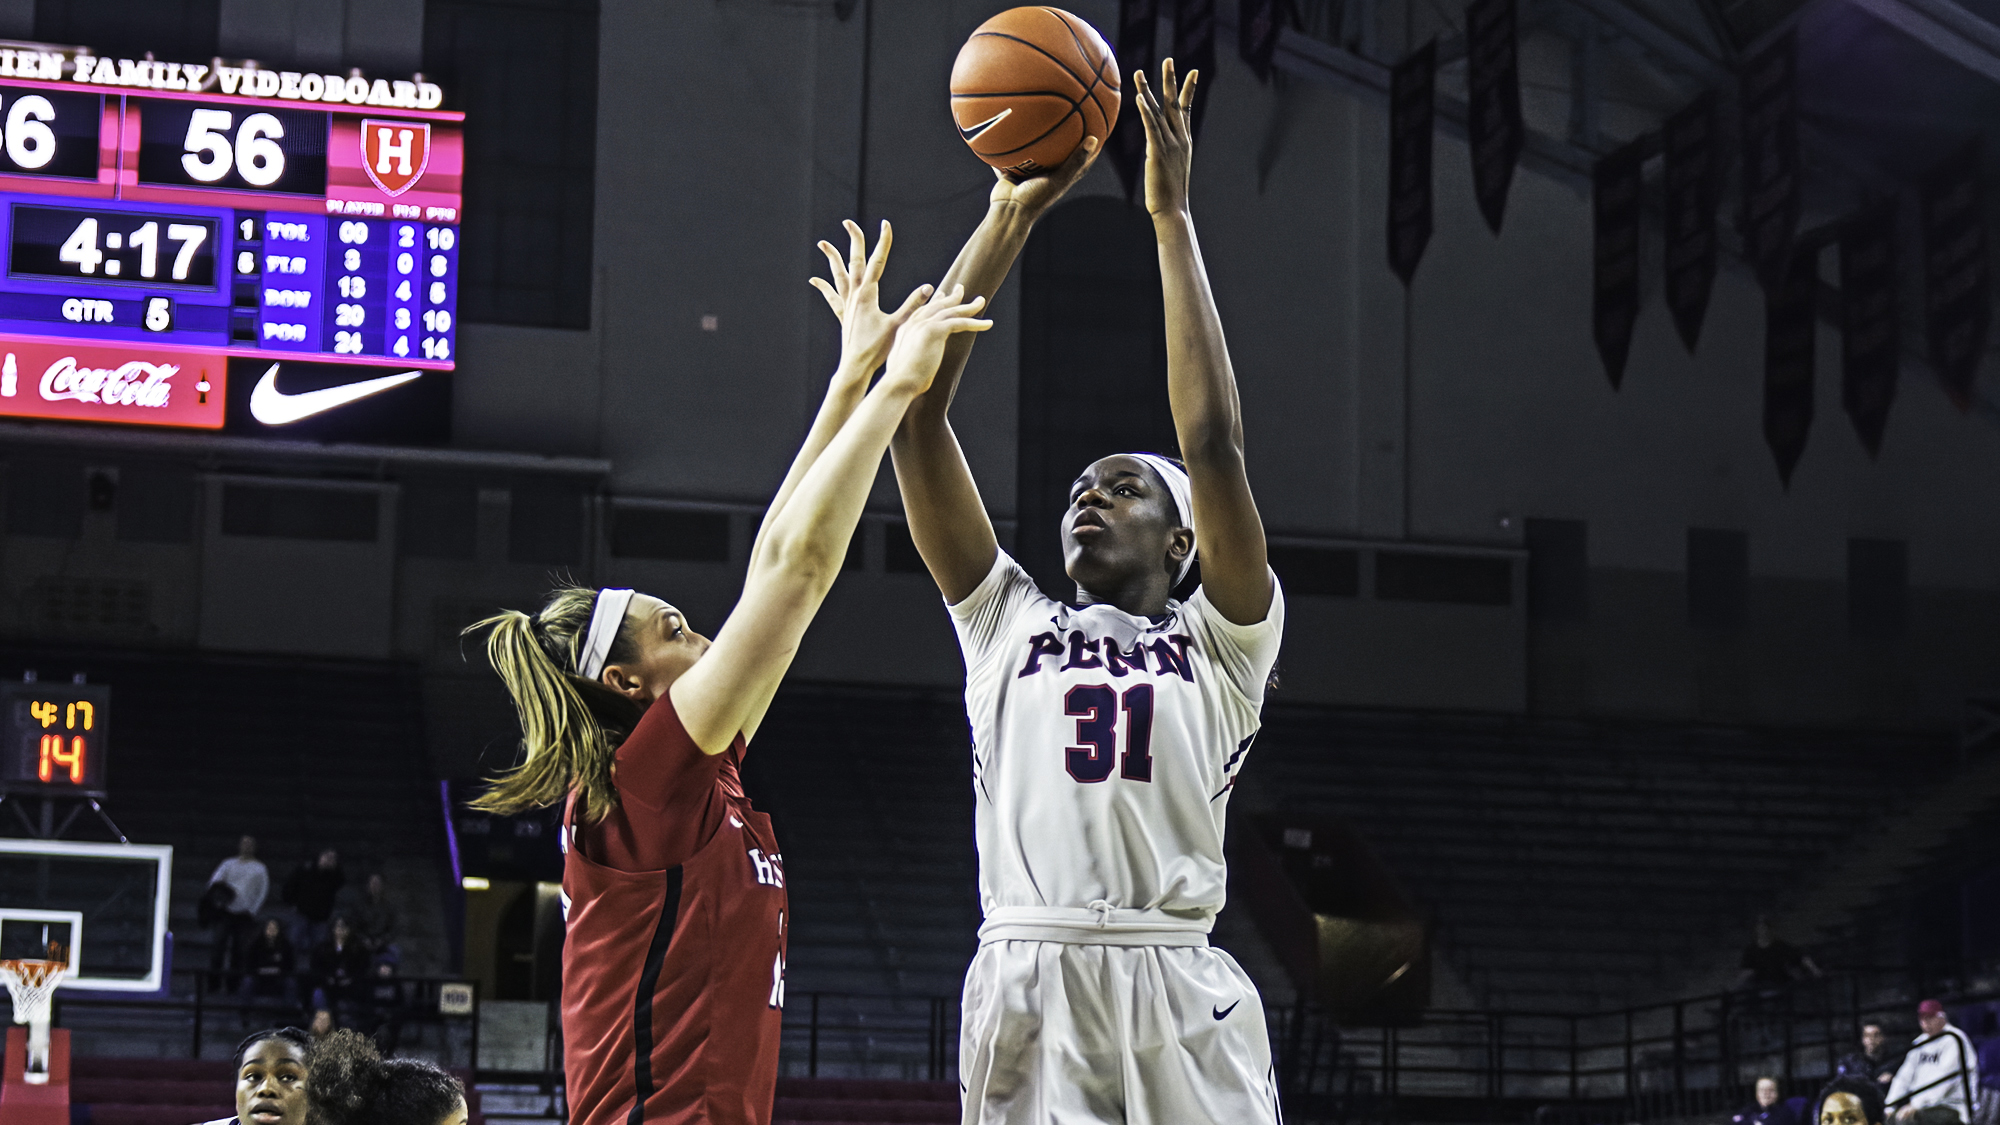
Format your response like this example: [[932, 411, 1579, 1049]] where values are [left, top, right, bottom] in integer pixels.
[[235, 1026, 312, 1065], [1814, 1075, 1886, 1125], [306, 1029, 464, 1125]]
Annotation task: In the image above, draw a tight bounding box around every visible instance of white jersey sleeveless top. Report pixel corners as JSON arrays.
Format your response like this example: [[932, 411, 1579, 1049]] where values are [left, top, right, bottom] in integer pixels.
[[948, 551, 1285, 929]]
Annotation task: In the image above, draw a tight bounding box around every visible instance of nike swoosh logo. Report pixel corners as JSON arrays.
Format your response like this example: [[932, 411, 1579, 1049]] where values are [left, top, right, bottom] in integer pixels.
[[957, 108, 1012, 141], [729, 815, 744, 828], [1214, 1000, 1240, 1020], [248, 363, 422, 425]]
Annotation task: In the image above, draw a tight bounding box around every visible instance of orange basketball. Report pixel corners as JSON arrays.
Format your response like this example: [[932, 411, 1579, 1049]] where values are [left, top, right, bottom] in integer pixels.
[[949, 7, 1120, 176]]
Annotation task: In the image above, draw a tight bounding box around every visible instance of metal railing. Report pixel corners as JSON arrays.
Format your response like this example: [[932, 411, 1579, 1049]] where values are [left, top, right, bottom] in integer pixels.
[[2, 967, 480, 1066], [782, 991, 957, 1081], [1275, 967, 2000, 1124], [23, 964, 1994, 1125]]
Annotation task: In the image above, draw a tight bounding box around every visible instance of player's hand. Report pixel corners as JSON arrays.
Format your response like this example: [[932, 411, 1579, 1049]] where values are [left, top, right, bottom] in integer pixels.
[[880, 284, 991, 397], [810, 219, 932, 378], [989, 134, 1101, 219], [1136, 59, 1197, 218]]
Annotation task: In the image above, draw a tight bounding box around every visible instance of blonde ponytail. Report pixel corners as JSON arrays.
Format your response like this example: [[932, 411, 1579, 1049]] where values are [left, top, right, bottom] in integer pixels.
[[465, 585, 642, 824]]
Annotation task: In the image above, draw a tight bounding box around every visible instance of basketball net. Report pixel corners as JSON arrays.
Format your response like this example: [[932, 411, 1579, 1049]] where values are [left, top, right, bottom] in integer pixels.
[[0, 956, 67, 1085]]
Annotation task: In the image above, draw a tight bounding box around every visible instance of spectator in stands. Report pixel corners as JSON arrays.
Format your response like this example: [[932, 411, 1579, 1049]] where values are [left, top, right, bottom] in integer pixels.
[[356, 958, 408, 1053], [198, 1026, 313, 1125], [306, 1029, 468, 1125], [1889, 1000, 1979, 1125], [308, 1007, 338, 1041], [207, 836, 269, 979], [1736, 1077, 1804, 1125], [1737, 915, 1823, 991], [309, 917, 370, 1019], [1840, 1024, 1903, 1090], [239, 917, 298, 1008], [346, 873, 400, 961], [283, 848, 346, 950], [1817, 1074, 1887, 1125]]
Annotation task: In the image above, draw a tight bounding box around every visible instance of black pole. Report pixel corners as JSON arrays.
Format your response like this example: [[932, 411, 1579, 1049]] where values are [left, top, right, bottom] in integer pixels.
[[1673, 1001, 1687, 1114], [1720, 990, 1735, 1098], [1625, 1008, 1637, 1117]]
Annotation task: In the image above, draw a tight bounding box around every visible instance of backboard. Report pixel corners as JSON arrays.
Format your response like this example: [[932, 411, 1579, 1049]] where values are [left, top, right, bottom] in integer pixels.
[[0, 839, 171, 991]]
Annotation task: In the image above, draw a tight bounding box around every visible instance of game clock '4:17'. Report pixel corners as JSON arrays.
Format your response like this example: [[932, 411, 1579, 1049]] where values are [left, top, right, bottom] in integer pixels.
[[10, 205, 220, 289]]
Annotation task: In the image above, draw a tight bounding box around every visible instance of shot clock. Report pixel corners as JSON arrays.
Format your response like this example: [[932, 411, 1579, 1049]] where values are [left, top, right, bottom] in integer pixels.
[[0, 681, 110, 796]]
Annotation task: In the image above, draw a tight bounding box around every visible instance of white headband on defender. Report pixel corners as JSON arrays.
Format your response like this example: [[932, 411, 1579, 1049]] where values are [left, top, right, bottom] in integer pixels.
[[1125, 453, 1197, 585], [576, 588, 635, 681]]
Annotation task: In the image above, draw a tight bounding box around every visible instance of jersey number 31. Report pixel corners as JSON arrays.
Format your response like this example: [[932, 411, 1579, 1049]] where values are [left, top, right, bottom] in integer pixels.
[[1065, 684, 1153, 783]]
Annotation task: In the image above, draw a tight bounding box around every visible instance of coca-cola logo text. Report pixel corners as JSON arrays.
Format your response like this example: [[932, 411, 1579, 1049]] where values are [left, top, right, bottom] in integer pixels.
[[39, 356, 177, 408]]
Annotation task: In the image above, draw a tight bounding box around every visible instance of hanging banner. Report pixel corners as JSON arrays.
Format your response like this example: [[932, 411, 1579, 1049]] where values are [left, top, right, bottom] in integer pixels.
[[1740, 34, 1799, 291], [1840, 201, 1899, 457], [1592, 139, 1645, 389], [1174, 0, 1218, 140], [1764, 244, 1817, 486], [1110, 0, 1159, 202], [1663, 92, 1719, 353], [1465, 0, 1523, 235], [1240, 0, 1284, 81], [1920, 139, 1990, 410], [1388, 40, 1435, 286]]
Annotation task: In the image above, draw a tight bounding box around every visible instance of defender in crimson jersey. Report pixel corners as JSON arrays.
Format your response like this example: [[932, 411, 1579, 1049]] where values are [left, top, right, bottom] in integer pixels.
[[466, 222, 993, 1125], [559, 698, 786, 1122]]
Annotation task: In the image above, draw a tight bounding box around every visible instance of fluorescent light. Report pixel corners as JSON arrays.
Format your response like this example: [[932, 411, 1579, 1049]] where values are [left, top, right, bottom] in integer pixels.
[[460, 876, 490, 890]]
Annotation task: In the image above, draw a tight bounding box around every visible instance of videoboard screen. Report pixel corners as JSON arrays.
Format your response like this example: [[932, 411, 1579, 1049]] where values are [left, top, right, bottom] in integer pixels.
[[0, 44, 462, 432]]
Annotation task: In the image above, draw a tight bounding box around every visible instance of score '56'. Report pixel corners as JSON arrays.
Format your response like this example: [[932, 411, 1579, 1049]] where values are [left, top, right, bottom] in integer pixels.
[[181, 109, 285, 188]]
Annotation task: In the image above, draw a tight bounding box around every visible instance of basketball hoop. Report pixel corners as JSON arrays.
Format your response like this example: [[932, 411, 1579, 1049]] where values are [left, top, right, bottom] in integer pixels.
[[0, 956, 67, 1085]]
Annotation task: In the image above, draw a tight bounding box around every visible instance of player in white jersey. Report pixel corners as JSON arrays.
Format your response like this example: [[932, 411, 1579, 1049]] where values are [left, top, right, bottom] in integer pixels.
[[884, 60, 1285, 1124]]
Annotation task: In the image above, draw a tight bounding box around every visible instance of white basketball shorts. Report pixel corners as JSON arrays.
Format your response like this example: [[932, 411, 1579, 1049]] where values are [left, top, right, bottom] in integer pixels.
[[958, 940, 1282, 1125]]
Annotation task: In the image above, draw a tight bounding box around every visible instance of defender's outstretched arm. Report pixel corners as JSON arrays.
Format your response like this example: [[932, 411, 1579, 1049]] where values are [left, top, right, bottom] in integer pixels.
[[673, 233, 991, 753], [750, 220, 930, 573]]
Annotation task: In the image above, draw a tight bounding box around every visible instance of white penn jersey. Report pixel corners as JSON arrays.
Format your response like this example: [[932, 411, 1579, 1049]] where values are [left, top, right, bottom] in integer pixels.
[[949, 550, 1285, 921]]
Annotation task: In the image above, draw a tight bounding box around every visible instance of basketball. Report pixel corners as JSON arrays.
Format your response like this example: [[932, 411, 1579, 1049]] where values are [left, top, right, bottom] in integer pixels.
[[949, 6, 1120, 175]]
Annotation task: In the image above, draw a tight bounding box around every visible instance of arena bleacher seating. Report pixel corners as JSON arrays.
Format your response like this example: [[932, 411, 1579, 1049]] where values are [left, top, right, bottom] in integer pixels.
[[1246, 707, 1958, 1012]]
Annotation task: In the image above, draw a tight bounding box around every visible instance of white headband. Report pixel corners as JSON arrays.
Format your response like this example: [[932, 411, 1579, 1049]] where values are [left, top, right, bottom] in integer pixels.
[[1125, 453, 1197, 585], [575, 588, 635, 681]]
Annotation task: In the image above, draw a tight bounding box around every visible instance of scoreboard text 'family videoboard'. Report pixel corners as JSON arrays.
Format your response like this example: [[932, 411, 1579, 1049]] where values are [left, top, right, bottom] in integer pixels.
[[0, 41, 462, 433]]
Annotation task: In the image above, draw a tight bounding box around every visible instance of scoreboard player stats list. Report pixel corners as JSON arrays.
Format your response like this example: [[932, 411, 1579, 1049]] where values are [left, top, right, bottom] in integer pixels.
[[0, 62, 462, 430]]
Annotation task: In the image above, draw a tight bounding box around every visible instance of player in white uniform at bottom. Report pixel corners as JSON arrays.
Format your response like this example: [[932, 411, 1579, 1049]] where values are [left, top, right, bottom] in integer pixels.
[[886, 60, 1285, 1124]]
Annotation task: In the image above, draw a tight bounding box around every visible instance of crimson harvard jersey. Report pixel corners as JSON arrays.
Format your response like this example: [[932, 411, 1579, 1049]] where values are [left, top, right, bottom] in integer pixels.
[[560, 695, 787, 1125]]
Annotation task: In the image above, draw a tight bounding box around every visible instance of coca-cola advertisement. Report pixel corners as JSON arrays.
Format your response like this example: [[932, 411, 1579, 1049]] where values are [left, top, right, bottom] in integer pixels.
[[0, 338, 224, 428]]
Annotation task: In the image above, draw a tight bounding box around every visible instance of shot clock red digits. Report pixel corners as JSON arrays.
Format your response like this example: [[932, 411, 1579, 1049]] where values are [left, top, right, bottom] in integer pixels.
[[37, 733, 84, 784]]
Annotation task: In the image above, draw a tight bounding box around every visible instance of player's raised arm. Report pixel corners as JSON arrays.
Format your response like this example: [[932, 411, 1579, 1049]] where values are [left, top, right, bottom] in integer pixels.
[[672, 274, 992, 753], [750, 219, 931, 573], [890, 138, 1100, 604], [1137, 60, 1272, 625]]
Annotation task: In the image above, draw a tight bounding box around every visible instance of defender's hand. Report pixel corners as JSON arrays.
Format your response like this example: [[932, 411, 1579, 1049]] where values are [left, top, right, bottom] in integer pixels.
[[810, 219, 932, 378], [1136, 59, 1197, 218], [989, 134, 1101, 219], [881, 284, 992, 397]]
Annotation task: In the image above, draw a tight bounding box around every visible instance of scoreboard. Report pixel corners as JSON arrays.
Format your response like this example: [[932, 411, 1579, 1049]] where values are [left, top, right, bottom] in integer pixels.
[[0, 44, 462, 432]]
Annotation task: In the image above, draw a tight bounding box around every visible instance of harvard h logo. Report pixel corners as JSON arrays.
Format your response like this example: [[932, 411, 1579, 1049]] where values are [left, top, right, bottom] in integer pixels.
[[360, 119, 432, 195]]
